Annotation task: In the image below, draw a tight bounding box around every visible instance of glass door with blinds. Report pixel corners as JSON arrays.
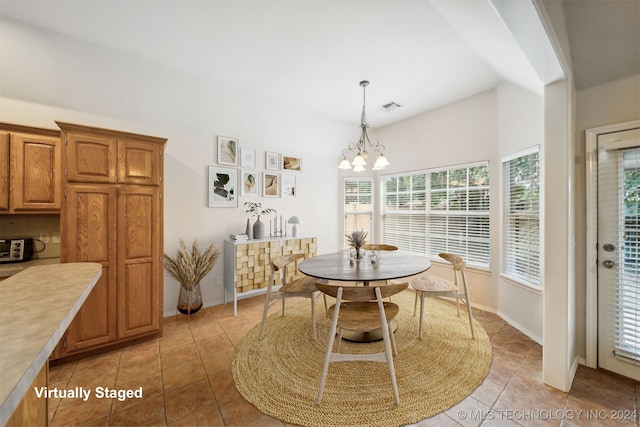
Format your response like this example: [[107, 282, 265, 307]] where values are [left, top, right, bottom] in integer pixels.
[[597, 128, 640, 381], [344, 178, 373, 248]]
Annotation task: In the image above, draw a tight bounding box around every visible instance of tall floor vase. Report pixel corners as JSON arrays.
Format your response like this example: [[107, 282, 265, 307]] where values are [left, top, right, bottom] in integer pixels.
[[177, 283, 203, 319]]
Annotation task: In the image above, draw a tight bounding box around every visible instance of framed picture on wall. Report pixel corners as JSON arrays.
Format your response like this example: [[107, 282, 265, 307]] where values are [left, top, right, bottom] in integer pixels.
[[281, 173, 296, 198], [265, 151, 280, 171], [241, 170, 260, 197], [240, 148, 256, 168], [217, 136, 239, 166], [282, 155, 301, 172], [263, 172, 280, 197], [208, 166, 238, 207]]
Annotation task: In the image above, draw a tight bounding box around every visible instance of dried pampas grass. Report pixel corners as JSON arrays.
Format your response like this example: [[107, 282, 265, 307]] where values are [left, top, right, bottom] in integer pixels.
[[164, 239, 220, 290]]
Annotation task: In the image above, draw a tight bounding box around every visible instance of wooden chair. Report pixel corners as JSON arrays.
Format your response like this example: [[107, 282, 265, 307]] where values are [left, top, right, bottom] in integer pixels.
[[315, 282, 408, 405], [259, 254, 326, 341], [360, 244, 399, 288], [411, 253, 476, 340]]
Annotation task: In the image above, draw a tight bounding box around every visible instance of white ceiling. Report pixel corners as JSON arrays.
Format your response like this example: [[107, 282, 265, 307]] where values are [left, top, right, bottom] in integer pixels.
[[0, 0, 547, 127]]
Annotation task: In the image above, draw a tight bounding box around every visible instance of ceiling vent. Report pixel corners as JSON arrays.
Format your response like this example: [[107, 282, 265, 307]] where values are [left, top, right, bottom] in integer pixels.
[[380, 101, 403, 112]]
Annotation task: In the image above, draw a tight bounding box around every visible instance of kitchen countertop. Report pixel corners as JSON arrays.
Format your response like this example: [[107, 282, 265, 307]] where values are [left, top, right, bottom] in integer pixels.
[[0, 262, 102, 426], [0, 258, 60, 278]]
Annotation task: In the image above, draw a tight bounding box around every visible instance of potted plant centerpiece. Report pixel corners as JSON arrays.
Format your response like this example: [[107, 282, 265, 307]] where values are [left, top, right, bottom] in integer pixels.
[[346, 229, 368, 259], [164, 239, 220, 318], [244, 202, 276, 239]]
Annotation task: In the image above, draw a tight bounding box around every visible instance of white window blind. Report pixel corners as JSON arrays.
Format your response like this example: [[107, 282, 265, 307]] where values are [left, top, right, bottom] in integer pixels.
[[344, 178, 373, 248], [615, 148, 640, 362], [502, 147, 540, 287], [381, 163, 490, 267]]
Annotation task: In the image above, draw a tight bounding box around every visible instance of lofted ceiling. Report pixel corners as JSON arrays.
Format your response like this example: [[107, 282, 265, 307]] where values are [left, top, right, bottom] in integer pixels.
[[1, 1, 635, 128]]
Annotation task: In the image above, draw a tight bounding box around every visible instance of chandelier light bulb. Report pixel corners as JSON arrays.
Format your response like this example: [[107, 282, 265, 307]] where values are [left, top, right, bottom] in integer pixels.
[[339, 157, 352, 169], [352, 154, 366, 166]]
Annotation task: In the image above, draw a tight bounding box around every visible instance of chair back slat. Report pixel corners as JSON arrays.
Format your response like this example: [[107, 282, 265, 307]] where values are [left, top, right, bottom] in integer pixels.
[[271, 254, 306, 271], [361, 244, 398, 251], [439, 253, 465, 271], [316, 282, 407, 302]]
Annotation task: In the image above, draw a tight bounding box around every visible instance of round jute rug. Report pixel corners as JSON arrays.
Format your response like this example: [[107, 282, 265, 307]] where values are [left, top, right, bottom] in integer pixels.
[[232, 290, 492, 427]]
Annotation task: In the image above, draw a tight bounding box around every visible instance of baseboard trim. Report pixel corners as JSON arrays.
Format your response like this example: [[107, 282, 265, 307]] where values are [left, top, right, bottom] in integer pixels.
[[497, 310, 543, 345]]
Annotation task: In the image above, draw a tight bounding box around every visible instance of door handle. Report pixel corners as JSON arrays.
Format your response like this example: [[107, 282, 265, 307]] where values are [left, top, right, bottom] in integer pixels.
[[602, 260, 615, 269]]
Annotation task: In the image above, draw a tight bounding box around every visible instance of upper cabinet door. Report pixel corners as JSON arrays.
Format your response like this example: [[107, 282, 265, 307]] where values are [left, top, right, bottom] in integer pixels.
[[0, 132, 9, 211], [64, 133, 117, 184], [10, 133, 61, 211], [118, 140, 162, 186]]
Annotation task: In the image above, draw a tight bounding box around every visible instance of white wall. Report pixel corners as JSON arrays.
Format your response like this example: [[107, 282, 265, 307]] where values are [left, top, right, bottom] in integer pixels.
[[0, 18, 353, 316], [496, 82, 545, 342], [344, 85, 545, 335]]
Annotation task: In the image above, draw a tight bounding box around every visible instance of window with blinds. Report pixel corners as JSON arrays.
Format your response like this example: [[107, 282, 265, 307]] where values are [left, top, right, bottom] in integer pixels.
[[616, 148, 639, 362], [380, 162, 490, 268], [502, 147, 540, 287], [344, 178, 373, 248]]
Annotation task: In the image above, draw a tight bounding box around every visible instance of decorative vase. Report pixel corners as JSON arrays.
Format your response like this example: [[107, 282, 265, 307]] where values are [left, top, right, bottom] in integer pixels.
[[245, 218, 253, 239], [351, 247, 366, 260], [253, 215, 265, 239], [177, 283, 203, 316]]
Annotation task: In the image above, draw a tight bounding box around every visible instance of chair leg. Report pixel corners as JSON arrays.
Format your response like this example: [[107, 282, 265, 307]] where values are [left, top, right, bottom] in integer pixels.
[[281, 298, 285, 317], [418, 292, 425, 340], [317, 293, 341, 405], [413, 291, 418, 317], [465, 298, 476, 339], [336, 328, 343, 353], [310, 292, 317, 341], [379, 305, 400, 405], [389, 322, 398, 356], [258, 291, 272, 340], [323, 293, 328, 316]]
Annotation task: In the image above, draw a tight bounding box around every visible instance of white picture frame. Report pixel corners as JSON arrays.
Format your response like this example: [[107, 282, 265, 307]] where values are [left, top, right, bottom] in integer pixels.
[[281, 173, 296, 198], [240, 147, 256, 168], [208, 166, 238, 207], [282, 155, 301, 172], [265, 151, 280, 171], [217, 136, 239, 166], [241, 170, 260, 197], [263, 172, 280, 198]]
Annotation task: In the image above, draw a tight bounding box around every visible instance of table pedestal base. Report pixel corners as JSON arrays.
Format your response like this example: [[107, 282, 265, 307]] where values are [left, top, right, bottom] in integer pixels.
[[340, 320, 398, 343]]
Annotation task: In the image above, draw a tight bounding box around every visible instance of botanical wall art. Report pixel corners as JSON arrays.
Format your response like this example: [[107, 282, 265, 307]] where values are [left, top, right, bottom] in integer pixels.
[[217, 136, 239, 166], [265, 151, 280, 171], [240, 147, 256, 168], [282, 155, 301, 172], [281, 173, 296, 198], [241, 170, 260, 197], [263, 172, 280, 197], [209, 166, 238, 207]]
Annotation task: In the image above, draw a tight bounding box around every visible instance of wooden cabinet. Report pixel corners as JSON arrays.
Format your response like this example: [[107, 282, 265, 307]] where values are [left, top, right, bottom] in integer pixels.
[[116, 185, 161, 338], [223, 237, 317, 315], [0, 124, 61, 213], [6, 363, 48, 427], [61, 184, 117, 352], [56, 122, 165, 358], [0, 132, 8, 210]]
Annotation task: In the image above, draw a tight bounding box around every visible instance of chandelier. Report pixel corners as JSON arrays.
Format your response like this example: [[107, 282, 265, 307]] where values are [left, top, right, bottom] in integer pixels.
[[338, 80, 390, 172]]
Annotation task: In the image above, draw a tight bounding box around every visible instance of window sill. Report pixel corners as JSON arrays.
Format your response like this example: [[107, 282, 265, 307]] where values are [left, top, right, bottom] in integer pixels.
[[500, 274, 543, 295]]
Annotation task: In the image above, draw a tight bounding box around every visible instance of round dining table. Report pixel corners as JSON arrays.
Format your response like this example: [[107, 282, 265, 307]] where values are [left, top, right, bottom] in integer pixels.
[[298, 250, 431, 286], [298, 250, 431, 342]]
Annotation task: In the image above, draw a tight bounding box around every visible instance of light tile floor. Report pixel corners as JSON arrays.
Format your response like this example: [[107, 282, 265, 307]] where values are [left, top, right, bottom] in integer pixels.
[[49, 291, 639, 426]]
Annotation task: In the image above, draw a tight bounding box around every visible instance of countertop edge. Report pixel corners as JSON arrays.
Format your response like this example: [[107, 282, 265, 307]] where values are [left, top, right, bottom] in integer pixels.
[[0, 262, 102, 427]]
